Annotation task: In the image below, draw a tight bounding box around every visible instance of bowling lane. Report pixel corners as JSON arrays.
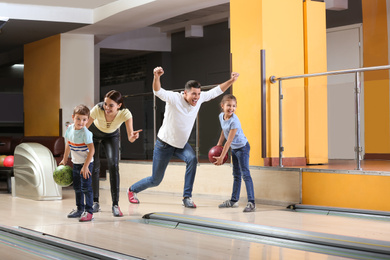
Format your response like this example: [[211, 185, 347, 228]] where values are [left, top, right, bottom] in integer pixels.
[[32, 219, 351, 260], [1, 188, 389, 259]]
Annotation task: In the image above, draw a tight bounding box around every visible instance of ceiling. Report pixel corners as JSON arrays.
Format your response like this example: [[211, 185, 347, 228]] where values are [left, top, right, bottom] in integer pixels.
[[0, 0, 359, 66], [0, 0, 117, 8], [0, 0, 230, 66]]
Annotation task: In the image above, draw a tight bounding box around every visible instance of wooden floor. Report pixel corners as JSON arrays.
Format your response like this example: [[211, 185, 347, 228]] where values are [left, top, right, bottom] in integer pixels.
[[294, 159, 390, 171], [1, 181, 390, 259]]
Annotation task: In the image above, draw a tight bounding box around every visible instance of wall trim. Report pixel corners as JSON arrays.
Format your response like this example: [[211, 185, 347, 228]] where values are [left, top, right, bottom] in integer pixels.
[[364, 153, 390, 160], [264, 157, 307, 166]]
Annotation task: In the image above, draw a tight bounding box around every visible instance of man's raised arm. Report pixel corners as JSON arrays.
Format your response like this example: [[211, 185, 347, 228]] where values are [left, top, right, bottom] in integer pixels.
[[153, 66, 164, 92], [219, 72, 240, 92]]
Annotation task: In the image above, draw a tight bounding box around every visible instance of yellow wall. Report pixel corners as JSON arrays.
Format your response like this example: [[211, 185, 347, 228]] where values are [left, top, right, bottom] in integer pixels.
[[262, 0, 305, 160], [230, 0, 306, 165], [230, 0, 263, 165], [231, 0, 328, 165], [303, 1, 328, 164], [24, 35, 61, 136], [362, 0, 390, 154], [302, 171, 390, 211]]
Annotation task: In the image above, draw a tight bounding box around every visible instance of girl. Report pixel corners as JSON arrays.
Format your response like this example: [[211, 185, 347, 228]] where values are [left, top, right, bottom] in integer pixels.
[[213, 94, 255, 212], [87, 90, 142, 217]]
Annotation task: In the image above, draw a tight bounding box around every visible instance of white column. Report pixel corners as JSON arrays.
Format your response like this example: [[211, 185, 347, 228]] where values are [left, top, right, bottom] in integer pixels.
[[60, 33, 95, 134]]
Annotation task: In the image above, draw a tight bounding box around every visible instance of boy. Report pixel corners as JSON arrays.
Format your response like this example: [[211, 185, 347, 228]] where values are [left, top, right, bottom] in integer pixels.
[[60, 105, 95, 222]]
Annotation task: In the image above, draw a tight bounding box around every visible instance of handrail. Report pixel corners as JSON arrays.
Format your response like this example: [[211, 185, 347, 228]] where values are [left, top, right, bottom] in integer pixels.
[[270, 64, 390, 82], [269, 64, 390, 170]]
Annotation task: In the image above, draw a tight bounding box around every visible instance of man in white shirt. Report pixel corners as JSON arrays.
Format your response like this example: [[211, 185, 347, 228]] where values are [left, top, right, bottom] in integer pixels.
[[127, 67, 239, 208]]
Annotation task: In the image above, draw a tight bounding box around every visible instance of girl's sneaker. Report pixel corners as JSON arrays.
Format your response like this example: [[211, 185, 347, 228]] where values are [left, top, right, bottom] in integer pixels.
[[182, 197, 197, 208], [218, 200, 239, 208], [92, 202, 100, 213], [79, 212, 93, 222], [243, 202, 256, 212]]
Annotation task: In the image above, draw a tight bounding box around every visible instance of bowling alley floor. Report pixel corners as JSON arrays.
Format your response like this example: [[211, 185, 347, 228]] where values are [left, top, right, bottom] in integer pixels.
[[294, 159, 390, 171], [0, 183, 390, 260]]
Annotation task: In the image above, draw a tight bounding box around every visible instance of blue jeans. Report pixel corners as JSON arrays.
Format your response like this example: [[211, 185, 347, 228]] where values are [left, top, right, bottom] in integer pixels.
[[231, 142, 255, 202], [73, 163, 94, 214], [131, 139, 197, 197]]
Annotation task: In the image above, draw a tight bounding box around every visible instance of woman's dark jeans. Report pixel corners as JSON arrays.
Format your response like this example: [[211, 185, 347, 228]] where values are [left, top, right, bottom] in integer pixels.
[[89, 123, 120, 204]]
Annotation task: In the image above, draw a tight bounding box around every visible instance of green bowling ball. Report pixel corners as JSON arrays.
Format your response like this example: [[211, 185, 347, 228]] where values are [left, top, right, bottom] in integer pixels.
[[53, 165, 73, 187]]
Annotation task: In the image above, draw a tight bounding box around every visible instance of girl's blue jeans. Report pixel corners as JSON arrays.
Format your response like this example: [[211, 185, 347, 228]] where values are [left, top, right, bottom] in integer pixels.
[[231, 142, 255, 202]]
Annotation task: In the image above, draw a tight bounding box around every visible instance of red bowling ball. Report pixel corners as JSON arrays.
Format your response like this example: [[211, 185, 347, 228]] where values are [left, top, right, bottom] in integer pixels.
[[208, 146, 228, 164], [3, 155, 14, 167]]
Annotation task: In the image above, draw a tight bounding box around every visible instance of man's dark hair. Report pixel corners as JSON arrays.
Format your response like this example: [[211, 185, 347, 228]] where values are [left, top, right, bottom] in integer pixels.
[[184, 80, 201, 91]]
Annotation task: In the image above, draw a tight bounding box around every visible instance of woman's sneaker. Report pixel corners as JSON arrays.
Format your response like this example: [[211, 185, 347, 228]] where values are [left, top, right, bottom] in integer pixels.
[[79, 212, 93, 222], [218, 200, 239, 208], [182, 197, 197, 208], [67, 209, 83, 218], [112, 205, 123, 217], [243, 202, 256, 212], [127, 188, 139, 204]]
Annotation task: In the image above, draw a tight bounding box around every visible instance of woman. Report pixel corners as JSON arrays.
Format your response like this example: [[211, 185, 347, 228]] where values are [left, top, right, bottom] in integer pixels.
[[87, 90, 141, 217]]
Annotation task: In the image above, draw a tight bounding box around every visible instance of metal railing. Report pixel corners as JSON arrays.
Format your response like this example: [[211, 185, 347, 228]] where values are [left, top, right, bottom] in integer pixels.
[[270, 64, 390, 170]]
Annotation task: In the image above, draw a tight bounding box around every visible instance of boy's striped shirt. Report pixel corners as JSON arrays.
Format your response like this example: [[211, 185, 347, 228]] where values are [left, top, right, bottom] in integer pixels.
[[64, 124, 94, 164]]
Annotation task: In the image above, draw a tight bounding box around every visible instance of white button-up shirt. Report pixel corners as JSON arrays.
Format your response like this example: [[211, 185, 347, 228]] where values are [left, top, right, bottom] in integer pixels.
[[154, 85, 223, 148]]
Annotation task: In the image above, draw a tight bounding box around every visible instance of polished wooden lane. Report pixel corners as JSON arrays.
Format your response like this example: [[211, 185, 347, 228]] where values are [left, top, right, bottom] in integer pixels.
[[0, 186, 388, 259], [0, 243, 48, 260]]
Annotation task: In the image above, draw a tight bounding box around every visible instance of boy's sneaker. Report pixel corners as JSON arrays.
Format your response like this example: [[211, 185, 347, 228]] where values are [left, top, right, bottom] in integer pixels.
[[67, 209, 83, 218], [182, 197, 197, 208], [112, 205, 123, 217], [127, 188, 139, 204], [218, 200, 239, 208], [92, 202, 100, 213], [243, 202, 256, 212], [79, 212, 93, 222]]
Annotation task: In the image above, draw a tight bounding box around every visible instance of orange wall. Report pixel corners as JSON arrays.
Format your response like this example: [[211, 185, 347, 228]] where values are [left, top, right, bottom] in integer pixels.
[[302, 171, 390, 211], [303, 1, 328, 164], [231, 0, 327, 165], [362, 0, 390, 154], [24, 35, 61, 136], [231, 0, 307, 165], [230, 0, 263, 165], [262, 0, 306, 160]]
